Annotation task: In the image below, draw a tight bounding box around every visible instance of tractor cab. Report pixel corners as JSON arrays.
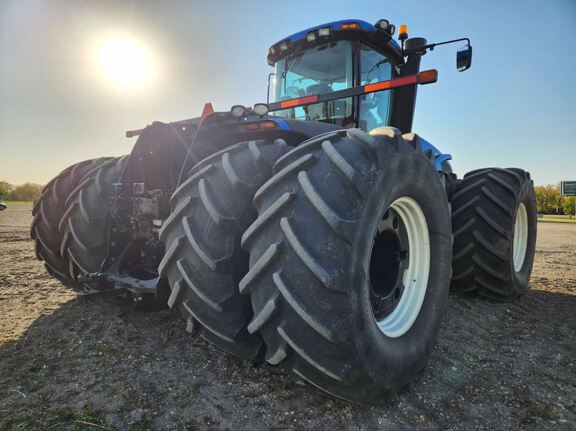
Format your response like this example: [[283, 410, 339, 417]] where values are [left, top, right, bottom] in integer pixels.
[[266, 19, 472, 135], [268, 19, 404, 132]]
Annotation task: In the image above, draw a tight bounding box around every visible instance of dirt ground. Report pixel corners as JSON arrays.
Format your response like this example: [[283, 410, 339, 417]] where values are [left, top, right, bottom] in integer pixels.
[[0, 204, 574, 431]]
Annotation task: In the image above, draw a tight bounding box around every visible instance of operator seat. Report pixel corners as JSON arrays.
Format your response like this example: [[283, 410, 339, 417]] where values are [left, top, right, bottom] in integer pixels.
[[305, 83, 331, 121]]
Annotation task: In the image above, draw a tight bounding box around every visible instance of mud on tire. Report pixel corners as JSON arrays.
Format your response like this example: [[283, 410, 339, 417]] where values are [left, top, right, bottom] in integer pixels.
[[240, 128, 452, 403], [158, 140, 291, 361], [31, 157, 113, 287], [450, 168, 537, 301]]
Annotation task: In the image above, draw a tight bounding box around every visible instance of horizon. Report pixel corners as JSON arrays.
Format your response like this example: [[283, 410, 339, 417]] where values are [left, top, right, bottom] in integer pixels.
[[1, 0, 575, 185]]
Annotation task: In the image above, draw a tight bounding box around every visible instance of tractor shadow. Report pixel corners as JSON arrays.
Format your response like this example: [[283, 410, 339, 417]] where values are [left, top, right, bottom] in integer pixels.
[[1, 287, 575, 430]]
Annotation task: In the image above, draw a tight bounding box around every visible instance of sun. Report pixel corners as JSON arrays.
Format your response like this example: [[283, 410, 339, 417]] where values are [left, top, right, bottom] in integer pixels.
[[98, 38, 152, 87]]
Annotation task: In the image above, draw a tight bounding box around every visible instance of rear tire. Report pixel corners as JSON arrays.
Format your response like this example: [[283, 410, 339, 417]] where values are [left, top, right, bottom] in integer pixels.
[[58, 131, 247, 292], [450, 168, 537, 301], [240, 128, 452, 403], [60, 156, 128, 282], [158, 140, 291, 361], [31, 157, 112, 287]]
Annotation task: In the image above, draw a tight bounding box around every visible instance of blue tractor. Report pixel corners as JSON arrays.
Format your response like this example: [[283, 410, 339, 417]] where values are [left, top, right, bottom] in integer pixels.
[[32, 19, 537, 403]]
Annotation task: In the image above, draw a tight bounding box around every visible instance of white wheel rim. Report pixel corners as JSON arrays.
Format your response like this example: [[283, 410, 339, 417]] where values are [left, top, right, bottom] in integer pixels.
[[513, 202, 528, 272], [374, 197, 430, 338]]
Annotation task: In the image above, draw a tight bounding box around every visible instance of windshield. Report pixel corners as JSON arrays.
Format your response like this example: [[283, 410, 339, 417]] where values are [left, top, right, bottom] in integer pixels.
[[272, 41, 353, 126]]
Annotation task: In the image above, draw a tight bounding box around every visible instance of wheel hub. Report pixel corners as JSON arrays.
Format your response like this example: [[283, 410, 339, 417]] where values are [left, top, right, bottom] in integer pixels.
[[369, 208, 409, 321], [369, 197, 431, 338]]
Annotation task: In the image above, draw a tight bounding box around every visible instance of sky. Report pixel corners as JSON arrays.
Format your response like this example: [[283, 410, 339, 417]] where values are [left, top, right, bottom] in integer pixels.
[[1, 0, 575, 186]]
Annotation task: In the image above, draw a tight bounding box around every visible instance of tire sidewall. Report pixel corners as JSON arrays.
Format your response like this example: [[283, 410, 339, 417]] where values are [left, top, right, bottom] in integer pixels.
[[349, 146, 452, 392]]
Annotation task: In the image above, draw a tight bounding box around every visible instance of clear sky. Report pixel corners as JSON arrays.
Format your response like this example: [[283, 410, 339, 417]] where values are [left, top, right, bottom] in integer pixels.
[[1, 0, 575, 186]]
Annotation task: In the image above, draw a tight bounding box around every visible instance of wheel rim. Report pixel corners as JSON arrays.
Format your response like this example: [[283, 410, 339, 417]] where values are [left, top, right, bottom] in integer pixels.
[[513, 202, 528, 272], [369, 197, 430, 338]]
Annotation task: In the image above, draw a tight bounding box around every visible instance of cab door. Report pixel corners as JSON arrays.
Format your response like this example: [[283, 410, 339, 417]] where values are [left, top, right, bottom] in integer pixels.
[[358, 43, 395, 132]]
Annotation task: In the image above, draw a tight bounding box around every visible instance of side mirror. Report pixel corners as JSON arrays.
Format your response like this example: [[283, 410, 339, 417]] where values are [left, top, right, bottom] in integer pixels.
[[266, 72, 276, 104], [457, 44, 472, 72]]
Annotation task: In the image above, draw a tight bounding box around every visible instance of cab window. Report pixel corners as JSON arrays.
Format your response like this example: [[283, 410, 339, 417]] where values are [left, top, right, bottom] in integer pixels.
[[358, 43, 394, 132], [273, 41, 354, 127]]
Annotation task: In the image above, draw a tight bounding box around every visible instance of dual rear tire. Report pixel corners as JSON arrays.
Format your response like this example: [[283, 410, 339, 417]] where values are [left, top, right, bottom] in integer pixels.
[[160, 128, 453, 403], [31, 157, 113, 286], [450, 168, 537, 301]]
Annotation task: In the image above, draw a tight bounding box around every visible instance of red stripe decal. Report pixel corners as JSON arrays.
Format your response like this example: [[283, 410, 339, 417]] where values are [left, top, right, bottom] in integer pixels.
[[280, 95, 319, 108], [364, 75, 418, 93]]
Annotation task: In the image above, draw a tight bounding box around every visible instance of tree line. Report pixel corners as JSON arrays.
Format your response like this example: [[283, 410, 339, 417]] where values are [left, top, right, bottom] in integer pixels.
[[534, 184, 575, 216], [0, 181, 44, 202], [0, 179, 574, 215]]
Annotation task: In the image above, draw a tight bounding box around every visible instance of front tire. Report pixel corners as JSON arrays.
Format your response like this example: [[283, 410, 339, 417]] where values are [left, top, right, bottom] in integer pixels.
[[240, 128, 452, 403], [450, 168, 537, 301]]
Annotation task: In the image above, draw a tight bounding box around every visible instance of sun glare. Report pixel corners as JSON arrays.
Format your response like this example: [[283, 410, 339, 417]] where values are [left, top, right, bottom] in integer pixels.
[[98, 38, 152, 87]]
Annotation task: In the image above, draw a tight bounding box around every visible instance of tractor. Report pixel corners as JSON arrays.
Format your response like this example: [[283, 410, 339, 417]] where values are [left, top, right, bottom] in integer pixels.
[[31, 18, 537, 404]]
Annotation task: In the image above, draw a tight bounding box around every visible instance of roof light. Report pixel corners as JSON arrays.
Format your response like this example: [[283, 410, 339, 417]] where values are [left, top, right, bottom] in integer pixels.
[[376, 19, 395, 35], [269, 47, 275, 55], [231, 105, 247, 118], [376, 19, 389, 30], [340, 22, 360, 30], [279, 42, 288, 51], [306, 32, 316, 42], [253, 103, 269, 116], [399, 24, 409, 41], [318, 27, 331, 37]]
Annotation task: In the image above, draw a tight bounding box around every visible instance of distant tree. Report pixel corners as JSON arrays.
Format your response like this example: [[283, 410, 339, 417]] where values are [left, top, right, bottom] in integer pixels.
[[0, 181, 13, 199], [8, 183, 44, 201], [534, 184, 563, 214], [564, 196, 576, 217], [534, 185, 547, 213]]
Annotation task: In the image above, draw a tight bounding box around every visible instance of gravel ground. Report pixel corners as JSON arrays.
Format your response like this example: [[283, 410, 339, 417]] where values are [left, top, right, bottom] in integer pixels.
[[1, 204, 575, 430]]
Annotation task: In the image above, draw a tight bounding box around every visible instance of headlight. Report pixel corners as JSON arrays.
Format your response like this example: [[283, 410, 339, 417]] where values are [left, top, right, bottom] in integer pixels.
[[231, 105, 247, 118], [253, 103, 269, 117]]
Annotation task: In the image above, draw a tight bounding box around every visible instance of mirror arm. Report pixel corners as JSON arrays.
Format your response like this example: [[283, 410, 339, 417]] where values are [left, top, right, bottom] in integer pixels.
[[405, 37, 471, 55], [425, 37, 470, 52]]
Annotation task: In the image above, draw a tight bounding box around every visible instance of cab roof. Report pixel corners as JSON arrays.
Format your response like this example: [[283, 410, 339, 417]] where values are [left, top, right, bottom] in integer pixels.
[[267, 19, 402, 65]]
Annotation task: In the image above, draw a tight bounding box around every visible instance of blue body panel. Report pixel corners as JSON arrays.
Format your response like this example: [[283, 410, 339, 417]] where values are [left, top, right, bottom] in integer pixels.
[[273, 19, 402, 51], [414, 136, 452, 171], [272, 118, 291, 131]]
